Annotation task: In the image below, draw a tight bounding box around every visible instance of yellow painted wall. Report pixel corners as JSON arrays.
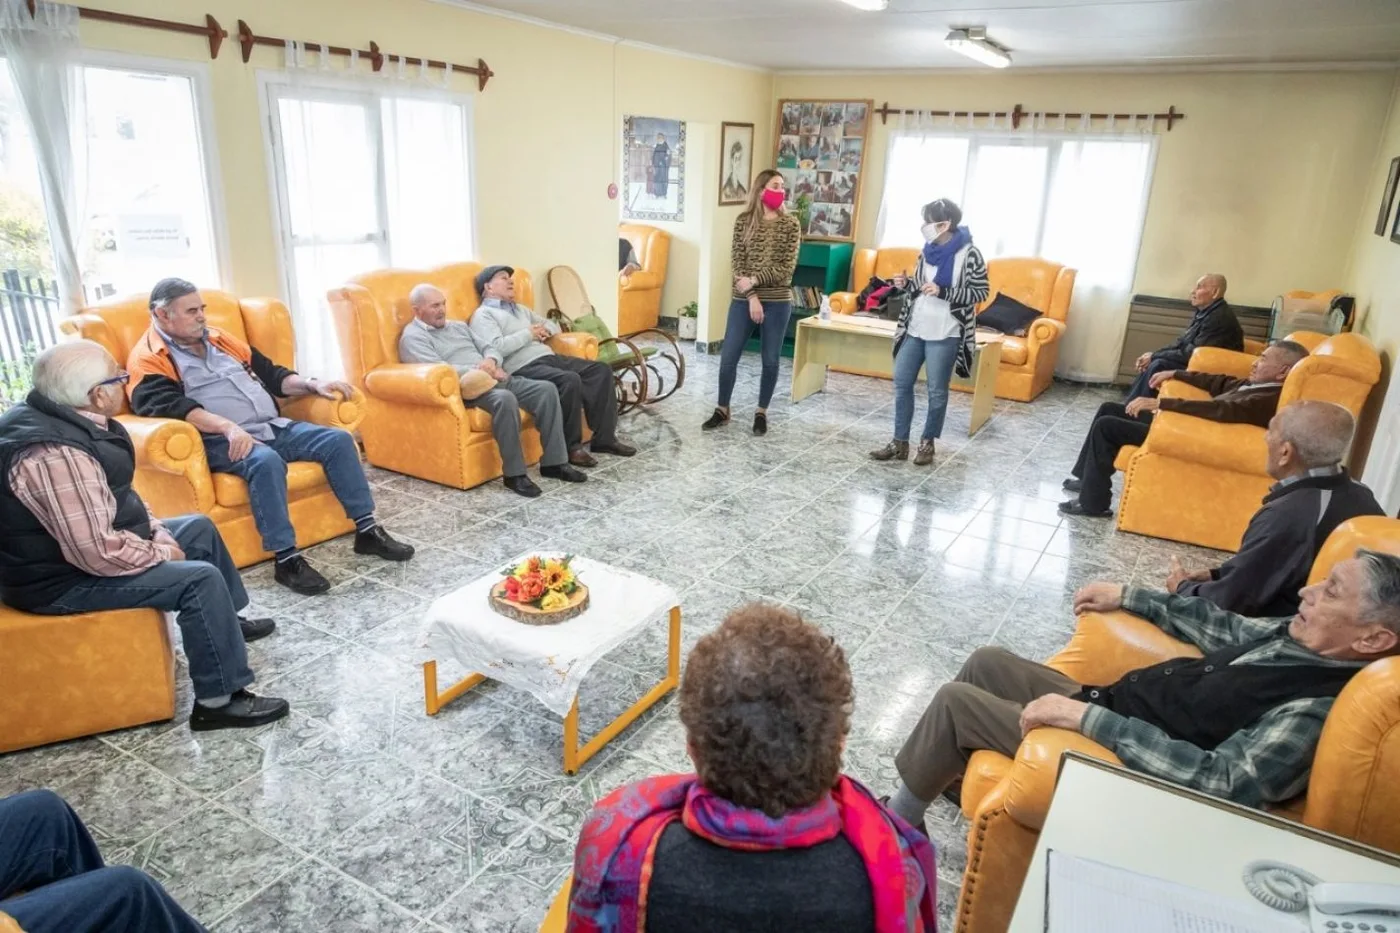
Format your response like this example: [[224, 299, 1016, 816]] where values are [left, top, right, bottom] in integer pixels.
[[775, 70, 1395, 308], [1348, 75, 1400, 363], [73, 0, 772, 336]]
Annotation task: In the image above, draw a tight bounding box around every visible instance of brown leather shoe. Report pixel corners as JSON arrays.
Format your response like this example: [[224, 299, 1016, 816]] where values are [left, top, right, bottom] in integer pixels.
[[868, 440, 909, 462], [913, 439, 935, 466], [569, 448, 598, 467]]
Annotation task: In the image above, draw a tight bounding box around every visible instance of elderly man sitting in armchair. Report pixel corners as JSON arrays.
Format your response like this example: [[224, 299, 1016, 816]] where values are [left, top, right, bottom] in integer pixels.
[[883, 550, 1400, 831]]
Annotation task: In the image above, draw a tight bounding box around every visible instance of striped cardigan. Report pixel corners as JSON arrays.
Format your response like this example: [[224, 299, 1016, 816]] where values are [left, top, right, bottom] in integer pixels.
[[891, 244, 990, 379]]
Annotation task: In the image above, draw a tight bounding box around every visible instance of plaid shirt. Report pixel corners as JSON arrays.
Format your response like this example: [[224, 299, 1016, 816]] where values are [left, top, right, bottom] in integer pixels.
[[1078, 587, 1364, 807], [7, 410, 173, 577]]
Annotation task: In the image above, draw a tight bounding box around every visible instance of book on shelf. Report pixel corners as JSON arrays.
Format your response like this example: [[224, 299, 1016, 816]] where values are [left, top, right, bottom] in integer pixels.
[[791, 285, 824, 310]]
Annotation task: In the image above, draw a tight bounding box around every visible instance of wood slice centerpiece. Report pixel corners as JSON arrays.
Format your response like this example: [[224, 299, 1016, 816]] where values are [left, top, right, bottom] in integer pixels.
[[489, 581, 590, 625]]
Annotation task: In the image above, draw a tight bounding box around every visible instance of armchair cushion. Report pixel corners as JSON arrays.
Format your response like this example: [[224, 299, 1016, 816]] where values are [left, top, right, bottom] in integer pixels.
[[458, 370, 497, 401], [1004, 728, 1122, 830], [620, 269, 662, 291], [212, 462, 332, 508], [995, 335, 1029, 367], [1047, 610, 1202, 686], [977, 293, 1042, 336]]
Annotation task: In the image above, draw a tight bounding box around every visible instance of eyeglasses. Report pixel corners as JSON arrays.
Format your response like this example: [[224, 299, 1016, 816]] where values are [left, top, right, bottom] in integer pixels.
[[93, 371, 130, 390]]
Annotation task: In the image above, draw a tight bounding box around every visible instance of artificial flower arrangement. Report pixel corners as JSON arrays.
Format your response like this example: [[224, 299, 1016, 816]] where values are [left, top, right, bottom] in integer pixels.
[[490, 554, 589, 624]]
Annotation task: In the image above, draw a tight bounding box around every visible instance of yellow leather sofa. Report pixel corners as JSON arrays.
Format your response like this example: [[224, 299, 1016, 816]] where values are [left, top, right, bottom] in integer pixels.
[[953, 516, 1400, 933], [1115, 331, 1381, 551], [618, 223, 670, 336], [0, 604, 174, 753], [0, 910, 22, 933], [60, 292, 366, 568], [327, 263, 598, 490], [829, 249, 1076, 401]]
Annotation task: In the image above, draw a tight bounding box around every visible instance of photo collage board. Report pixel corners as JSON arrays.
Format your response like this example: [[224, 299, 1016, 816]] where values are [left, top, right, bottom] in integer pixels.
[[775, 98, 872, 241]]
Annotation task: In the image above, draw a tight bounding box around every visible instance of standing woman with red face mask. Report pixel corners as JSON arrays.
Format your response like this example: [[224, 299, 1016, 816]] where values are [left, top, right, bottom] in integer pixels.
[[703, 170, 802, 436]]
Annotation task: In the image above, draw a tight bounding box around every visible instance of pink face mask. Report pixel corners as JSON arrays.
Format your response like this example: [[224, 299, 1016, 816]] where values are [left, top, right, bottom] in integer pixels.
[[761, 188, 785, 210]]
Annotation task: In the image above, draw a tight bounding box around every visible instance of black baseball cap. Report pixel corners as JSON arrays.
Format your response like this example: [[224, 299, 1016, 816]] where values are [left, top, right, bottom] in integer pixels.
[[474, 264, 515, 298]]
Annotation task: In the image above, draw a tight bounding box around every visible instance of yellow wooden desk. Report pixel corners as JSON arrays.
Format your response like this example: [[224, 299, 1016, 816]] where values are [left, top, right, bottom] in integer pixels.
[[791, 315, 1003, 435]]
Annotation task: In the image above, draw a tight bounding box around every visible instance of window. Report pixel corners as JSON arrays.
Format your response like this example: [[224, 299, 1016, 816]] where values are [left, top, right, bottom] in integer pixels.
[[265, 80, 473, 375]]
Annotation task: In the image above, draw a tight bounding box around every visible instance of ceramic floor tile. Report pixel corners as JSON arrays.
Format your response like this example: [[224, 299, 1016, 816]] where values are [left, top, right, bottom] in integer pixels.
[[213, 858, 422, 933], [294, 577, 427, 639], [365, 547, 491, 599], [133, 723, 274, 796], [60, 753, 204, 850], [0, 736, 129, 796], [243, 617, 350, 683]]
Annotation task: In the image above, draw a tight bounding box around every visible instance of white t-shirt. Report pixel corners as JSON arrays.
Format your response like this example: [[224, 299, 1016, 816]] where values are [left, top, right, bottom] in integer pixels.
[[906, 251, 963, 341]]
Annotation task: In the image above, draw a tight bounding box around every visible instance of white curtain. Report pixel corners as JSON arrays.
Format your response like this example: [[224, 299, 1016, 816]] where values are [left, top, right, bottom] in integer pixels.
[[874, 111, 1158, 381], [0, 0, 85, 314]]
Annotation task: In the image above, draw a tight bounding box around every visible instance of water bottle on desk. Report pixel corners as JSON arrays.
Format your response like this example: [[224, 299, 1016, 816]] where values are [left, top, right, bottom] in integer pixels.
[[819, 294, 831, 321]]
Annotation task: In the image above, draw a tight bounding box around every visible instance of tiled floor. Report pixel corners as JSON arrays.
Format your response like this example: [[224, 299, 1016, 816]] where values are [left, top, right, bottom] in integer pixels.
[[1, 346, 1227, 931]]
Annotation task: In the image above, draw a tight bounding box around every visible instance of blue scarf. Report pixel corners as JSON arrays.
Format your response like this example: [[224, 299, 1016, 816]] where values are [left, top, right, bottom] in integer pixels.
[[922, 225, 972, 290]]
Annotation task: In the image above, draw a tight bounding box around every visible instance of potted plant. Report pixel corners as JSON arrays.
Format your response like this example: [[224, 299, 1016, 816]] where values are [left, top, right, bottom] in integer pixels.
[[795, 194, 813, 234], [677, 300, 698, 340]]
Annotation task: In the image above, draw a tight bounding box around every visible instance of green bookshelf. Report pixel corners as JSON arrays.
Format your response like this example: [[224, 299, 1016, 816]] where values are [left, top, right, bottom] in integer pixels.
[[744, 240, 854, 359]]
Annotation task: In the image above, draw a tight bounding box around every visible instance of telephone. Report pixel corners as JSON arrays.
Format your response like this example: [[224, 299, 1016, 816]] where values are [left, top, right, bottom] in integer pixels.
[[1243, 860, 1400, 932]]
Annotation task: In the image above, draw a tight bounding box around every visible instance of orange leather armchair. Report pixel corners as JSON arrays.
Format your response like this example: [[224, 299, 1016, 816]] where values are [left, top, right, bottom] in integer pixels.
[[0, 911, 23, 933], [953, 516, 1400, 933], [1115, 331, 1382, 551], [59, 292, 366, 568], [618, 223, 670, 336], [327, 263, 598, 490], [830, 248, 1076, 401]]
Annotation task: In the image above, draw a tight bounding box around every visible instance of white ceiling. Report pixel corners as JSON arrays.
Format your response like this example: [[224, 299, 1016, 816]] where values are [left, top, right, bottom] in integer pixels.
[[444, 0, 1400, 71]]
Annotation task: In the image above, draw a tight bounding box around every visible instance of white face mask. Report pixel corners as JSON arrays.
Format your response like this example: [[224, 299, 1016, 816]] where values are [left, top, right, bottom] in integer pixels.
[[921, 221, 946, 242]]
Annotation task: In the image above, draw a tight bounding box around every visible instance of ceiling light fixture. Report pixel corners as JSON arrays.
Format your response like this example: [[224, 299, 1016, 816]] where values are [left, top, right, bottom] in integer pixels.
[[944, 27, 1012, 68], [839, 0, 889, 11]]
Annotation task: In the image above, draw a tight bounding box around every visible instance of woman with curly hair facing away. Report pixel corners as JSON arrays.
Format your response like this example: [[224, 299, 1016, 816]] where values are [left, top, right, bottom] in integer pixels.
[[566, 604, 937, 933]]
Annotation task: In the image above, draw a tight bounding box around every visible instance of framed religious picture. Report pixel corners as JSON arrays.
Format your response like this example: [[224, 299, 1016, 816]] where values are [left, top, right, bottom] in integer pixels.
[[623, 115, 686, 222], [718, 121, 755, 205], [1378, 156, 1400, 237], [773, 98, 872, 241]]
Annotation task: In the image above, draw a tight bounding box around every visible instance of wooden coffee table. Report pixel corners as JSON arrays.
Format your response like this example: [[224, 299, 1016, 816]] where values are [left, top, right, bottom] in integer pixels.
[[791, 315, 1003, 435]]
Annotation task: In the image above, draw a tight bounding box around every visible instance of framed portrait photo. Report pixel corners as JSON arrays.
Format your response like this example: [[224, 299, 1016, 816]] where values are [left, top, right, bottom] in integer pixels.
[[719, 122, 755, 206], [773, 98, 872, 241]]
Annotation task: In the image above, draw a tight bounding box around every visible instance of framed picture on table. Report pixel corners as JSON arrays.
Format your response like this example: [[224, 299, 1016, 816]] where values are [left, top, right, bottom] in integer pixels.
[[718, 122, 754, 205], [773, 98, 871, 241]]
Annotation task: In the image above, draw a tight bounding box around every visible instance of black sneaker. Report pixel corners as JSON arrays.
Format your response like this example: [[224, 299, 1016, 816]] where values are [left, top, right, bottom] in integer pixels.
[[189, 689, 290, 732], [752, 412, 767, 436], [1058, 499, 1112, 518], [701, 409, 730, 430], [1062, 477, 1083, 493], [274, 555, 331, 595], [354, 525, 415, 561], [238, 616, 276, 642], [504, 474, 543, 498], [540, 464, 588, 483]]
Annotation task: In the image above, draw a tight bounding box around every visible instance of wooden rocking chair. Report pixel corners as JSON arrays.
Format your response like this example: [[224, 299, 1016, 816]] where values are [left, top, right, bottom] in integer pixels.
[[546, 265, 685, 415]]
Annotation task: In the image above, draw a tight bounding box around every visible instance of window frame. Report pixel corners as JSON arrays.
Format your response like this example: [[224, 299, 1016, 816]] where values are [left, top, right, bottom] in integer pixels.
[[255, 69, 478, 320], [73, 49, 230, 291]]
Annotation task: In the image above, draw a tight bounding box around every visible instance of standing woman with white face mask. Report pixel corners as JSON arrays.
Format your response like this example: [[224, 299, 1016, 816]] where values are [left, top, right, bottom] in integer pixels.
[[870, 198, 989, 466]]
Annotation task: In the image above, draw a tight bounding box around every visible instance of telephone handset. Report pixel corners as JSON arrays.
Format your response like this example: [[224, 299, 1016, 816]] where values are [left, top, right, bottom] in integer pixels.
[[1243, 860, 1400, 932]]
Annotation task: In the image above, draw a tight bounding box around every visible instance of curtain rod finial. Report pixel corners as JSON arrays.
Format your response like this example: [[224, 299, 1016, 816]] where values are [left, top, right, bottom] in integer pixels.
[[237, 19, 254, 63], [205, 14, 224, 59]]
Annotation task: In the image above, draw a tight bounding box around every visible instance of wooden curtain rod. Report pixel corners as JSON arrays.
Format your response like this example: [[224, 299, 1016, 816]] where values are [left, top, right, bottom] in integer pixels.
[[236, 21, 494, 91], [875, 102, 1185, 130], [23, 2, 494, 90]]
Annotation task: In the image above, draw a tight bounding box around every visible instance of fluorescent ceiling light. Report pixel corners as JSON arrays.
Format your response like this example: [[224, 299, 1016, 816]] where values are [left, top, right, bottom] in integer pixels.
[[840, 0, 889, 11], [945, 27, 1012, 68]]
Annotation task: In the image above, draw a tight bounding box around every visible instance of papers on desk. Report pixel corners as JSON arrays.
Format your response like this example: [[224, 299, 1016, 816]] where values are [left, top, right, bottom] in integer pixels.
[[1046, 850, 1298, 932]]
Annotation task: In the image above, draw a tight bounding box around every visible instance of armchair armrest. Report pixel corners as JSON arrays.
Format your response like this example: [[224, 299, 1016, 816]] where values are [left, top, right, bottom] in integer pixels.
[[1140, 411, 1267, 475], [117, 415, 215, 515], [1003, 728, 1122, 830], [1048, 610, 1202, 685], [1159, 380, 1209, 401], [363, 363, 462, 409], [829, 291, 859, 315], [620, 270, 662, 291], [550, 331, 599, 360], [279, 388, 366, 433], [1188, 346, 1256, 380], [1026, 317, 1065, 349]]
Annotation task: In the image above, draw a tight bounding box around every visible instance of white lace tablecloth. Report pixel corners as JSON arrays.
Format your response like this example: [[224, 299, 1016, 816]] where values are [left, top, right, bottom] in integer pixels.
[[419, 554, 680, 716]]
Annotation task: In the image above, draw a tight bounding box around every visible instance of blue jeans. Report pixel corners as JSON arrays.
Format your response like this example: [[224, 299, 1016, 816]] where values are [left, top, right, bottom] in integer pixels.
[[27, 514, 253, 701], [203, 420, 375, 554], [718, 299, 793, 409], [0, 790, 207, 933], [893, 336, 960, 442]]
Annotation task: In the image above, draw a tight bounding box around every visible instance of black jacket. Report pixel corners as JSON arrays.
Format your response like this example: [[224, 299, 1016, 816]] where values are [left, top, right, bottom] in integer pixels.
[[1178, 470, 1384, 617], [1152, 299, 1243, 367], [0, 392, 152, 610]]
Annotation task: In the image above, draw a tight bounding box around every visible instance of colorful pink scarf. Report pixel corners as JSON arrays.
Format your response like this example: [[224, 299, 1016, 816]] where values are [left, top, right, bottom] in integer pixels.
[[567, 773, 937, 933]]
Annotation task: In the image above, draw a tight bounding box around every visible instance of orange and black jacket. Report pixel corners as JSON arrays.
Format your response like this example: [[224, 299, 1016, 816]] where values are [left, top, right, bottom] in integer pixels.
[[126, 325, 296, 421]]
